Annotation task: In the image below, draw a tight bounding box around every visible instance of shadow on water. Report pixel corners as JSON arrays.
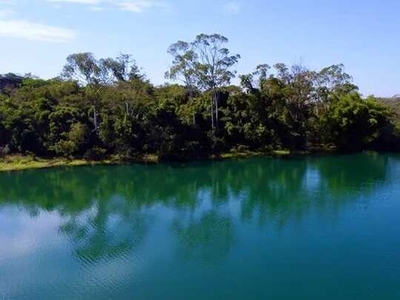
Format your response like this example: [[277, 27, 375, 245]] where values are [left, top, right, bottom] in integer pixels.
[[0, 153, 396, 264]]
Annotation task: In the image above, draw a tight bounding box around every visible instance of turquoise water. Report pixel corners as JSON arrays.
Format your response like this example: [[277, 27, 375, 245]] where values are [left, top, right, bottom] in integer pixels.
[[1, 153, 400, 299]]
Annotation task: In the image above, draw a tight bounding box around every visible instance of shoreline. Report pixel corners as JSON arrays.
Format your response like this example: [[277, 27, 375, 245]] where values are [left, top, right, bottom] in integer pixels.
[[0, 149, 338, 172], [0, 154, 158, 172]]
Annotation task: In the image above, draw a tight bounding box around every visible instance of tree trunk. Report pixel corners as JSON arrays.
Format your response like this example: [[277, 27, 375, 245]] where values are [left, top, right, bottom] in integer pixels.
[[215, 92, 219, 129], [189, 88, 196, 125], [125, 102, 130, 116], [211, 96, 215, 129], [93, 104, 98, 132]]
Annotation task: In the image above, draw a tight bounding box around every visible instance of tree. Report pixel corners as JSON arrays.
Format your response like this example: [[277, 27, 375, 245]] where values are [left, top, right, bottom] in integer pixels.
[[2, 35, 400, 162], [165, 41, 198, 97], [61, 53, 103, 132], [54, 122, 88, 157], [240, 64, 271, 94], [99, 53, 144, 83], [313, 64, 358, 110], [165, 41, 199, 124], [193, 34, 240, 129], [323, 93, 392, 150], [167, 34, 240, 129], [62, 53, 102, 85]]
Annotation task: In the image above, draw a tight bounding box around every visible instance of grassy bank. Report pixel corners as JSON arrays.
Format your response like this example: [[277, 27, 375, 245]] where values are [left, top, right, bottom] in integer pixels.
[[0, 154, 159, 172], [0, 148, 338, 172]]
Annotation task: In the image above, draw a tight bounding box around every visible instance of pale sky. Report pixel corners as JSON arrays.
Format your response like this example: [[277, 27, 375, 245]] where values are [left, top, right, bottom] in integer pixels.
[[0, 0, 399, 96]]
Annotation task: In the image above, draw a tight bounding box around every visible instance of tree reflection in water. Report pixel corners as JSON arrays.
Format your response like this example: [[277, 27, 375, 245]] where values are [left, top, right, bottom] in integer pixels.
[[0, 153, 394, 264]]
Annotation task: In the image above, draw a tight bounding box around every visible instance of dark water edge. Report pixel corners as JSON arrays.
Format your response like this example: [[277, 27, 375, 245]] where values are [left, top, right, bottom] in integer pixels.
[[1, 153, 400, 299]]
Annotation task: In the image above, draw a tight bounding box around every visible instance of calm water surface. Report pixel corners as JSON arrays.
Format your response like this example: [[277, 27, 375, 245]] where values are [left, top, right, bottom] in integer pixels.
[[1, 153, 400, 299]]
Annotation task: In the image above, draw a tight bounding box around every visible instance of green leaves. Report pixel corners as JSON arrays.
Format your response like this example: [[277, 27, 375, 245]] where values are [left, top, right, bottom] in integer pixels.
[[167, 34, 241, 129], [1, 33, 399, 160], [322, 93, 393, 150]]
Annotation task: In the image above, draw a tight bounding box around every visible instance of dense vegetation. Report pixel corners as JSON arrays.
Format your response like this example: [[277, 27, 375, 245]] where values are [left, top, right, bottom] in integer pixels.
[[1, 34, 399, 161]]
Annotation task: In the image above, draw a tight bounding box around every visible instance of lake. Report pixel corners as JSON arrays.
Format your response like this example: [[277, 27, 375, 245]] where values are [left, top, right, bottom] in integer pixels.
[[1, 153, 400, 299]]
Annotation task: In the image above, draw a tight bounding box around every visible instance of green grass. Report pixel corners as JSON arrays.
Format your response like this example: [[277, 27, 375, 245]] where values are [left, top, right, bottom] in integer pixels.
[[272, 150, 291, 156], [219, 149, 292, 159], [0, 156, 109, 172], [0, 150, 316, 172], [0, 154, 160, 172]]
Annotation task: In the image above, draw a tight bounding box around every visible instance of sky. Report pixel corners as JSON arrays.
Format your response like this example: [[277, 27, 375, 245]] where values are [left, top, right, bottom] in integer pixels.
[[0, 0, 399, 97]]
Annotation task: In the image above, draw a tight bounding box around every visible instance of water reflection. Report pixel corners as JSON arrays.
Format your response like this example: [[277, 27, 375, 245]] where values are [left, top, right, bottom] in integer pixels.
[[59, 202, 151, 263], [0, 153, 395, 266], [173, 211, 234, 264]]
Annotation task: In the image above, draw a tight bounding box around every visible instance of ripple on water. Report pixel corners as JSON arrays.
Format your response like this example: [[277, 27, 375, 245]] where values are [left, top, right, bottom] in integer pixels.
[[1, 154, 400, 299]]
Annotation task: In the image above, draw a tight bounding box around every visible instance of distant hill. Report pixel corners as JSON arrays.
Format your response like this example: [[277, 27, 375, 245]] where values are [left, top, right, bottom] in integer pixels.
[[0, 73, 25, 95]]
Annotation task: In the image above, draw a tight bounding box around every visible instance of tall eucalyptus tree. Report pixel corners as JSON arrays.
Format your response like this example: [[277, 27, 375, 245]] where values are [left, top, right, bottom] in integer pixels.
[[167, 34, 240, 129]]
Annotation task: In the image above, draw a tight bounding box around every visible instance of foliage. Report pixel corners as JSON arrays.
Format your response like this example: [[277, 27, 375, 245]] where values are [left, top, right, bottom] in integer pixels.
[[322, 94, 395, 150], [0, 33, 399, 161]]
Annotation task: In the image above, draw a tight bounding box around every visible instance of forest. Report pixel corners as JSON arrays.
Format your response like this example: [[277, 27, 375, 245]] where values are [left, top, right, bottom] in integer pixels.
[[1, 33, 399, 162]]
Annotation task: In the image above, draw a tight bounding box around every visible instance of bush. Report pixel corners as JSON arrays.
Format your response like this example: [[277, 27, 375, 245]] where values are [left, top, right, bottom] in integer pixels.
[[84, 147, 107, 160]]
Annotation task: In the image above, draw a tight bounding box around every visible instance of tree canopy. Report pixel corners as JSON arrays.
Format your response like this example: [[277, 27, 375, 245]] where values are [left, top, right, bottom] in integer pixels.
[[1, 33, 399, 161]]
